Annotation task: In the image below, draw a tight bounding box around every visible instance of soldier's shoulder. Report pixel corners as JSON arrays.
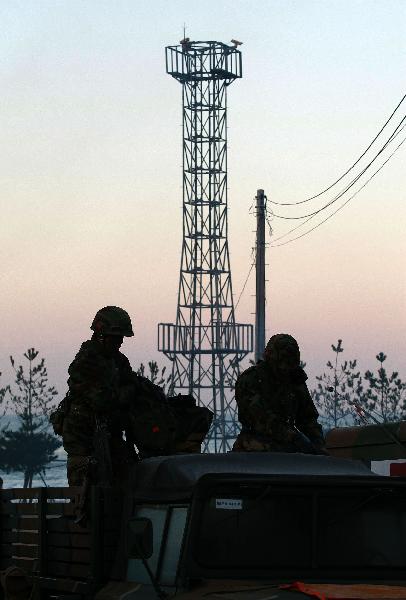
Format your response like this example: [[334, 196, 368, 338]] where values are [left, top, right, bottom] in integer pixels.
[[240, 363, 259, 377], [132, 373, 150, 388], [116, 350, 132, 369], [74, 339, 100, 358], [68, 340, 103, 374], [291, 367, 308, 385], [237, 362, 262, 385]]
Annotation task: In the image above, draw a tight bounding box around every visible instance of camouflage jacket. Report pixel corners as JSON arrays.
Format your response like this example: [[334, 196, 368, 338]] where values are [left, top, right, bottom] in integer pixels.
[[235, 360, 324, 446], [62, 339, 134, 455]]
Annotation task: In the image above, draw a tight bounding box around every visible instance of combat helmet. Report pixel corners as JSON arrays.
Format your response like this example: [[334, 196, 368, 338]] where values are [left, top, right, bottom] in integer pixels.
[[91, 306, 134, 337], [264, 333, 300, 368]]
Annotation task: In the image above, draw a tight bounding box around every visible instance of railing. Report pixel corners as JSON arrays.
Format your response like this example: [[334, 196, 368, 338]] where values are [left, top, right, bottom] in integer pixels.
[[158, 322, 253, 356], [166, 43, 242, 83]]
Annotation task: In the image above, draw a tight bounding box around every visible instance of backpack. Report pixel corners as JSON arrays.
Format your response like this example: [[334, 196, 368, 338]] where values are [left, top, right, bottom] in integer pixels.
[[169, 394, 213, 449], [128, 375, 178, 457]]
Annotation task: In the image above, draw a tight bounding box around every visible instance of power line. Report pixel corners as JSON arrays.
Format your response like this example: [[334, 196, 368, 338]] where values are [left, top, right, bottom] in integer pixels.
[[271, 123, 405, 243], [264, 195, 273, 236], [269, 93, 406, 206], [271, 134, 406, 247], [234, 248, 255, 310], [271, 117, 405, 220], [233, 96, 406, 301]]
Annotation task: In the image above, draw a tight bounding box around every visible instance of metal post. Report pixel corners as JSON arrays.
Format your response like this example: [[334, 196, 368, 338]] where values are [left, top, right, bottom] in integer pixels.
[[255, 189, 266, 363]]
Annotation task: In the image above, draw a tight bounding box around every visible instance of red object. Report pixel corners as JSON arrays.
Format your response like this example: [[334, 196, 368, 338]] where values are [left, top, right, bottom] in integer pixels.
[[152, 425, 160, 433], [279, 581, 406, 598], [390, 462, 406, 476], [280, 581, 326, 599]]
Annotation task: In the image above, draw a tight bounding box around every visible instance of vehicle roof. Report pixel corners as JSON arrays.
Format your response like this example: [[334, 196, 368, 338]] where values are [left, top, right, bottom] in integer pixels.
[[131, 451, 374, 501]]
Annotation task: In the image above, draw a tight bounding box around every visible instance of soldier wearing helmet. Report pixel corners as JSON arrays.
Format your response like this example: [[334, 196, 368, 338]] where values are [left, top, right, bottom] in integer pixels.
[[57, 306, 213, 487], [61, 306, 137, 486], [233, 334, 326, 454]]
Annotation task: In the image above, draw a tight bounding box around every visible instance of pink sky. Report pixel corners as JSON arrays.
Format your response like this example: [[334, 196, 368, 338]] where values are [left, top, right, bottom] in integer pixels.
[[1, 0, 405, 398]]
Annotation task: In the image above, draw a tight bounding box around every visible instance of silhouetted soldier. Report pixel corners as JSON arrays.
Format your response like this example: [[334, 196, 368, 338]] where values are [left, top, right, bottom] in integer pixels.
[[233, 334, 327, 454], [50, 306, 213, 488], [57, 306, 137, 486]]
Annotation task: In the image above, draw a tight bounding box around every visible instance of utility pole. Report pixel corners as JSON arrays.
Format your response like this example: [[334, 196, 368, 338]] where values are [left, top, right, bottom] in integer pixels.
[[158, 40, 253, 452], [255, 189, 266, 362]]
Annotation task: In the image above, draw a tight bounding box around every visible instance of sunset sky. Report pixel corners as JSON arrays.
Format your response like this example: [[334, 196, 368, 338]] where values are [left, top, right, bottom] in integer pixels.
[[1, 0, 405, 397]]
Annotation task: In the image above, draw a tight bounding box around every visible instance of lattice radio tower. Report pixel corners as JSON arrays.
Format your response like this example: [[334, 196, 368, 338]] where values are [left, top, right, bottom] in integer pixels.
[[158, 40, 253, 452]]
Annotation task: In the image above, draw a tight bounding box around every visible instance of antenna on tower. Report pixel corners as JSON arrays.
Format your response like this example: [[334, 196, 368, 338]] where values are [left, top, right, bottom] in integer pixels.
[[159, 40, 253, 452]]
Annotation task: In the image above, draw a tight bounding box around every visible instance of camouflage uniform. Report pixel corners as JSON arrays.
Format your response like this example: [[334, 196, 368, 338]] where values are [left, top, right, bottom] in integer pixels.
[[64, 346, 213, 478], [61, 305, 213, 485], [63, 338, 136, 486], [61, 306, 137, 487], [233, 334, 325, 453]]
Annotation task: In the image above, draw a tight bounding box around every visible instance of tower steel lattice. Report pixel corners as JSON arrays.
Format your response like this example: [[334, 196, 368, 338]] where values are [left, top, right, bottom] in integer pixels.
[[158, 40, 253, 452]]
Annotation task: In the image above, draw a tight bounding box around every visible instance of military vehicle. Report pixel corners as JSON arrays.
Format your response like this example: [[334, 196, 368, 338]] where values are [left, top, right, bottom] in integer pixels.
[[2, 423, 406, 600]]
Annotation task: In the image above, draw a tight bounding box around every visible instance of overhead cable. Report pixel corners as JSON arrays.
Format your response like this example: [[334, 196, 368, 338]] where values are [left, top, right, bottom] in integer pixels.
[[270, 134, 406, 247], [271, 122, 405, 242], [269, 92, 406, 206], [271, 117, 405, 220], [234, 261, 255, 309]]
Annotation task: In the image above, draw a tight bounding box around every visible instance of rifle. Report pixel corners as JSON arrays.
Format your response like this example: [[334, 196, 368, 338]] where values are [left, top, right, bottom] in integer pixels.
[[93, 415, 114, 486], [240, 426, 328, 455], [292, 429, 329, 455], [74, 456, 96, 526], [74, 417, 113, 526]]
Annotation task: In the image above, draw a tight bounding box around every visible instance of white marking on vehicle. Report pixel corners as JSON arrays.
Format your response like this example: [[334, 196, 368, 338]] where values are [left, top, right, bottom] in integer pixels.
[[215, 498, 243, 510]]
